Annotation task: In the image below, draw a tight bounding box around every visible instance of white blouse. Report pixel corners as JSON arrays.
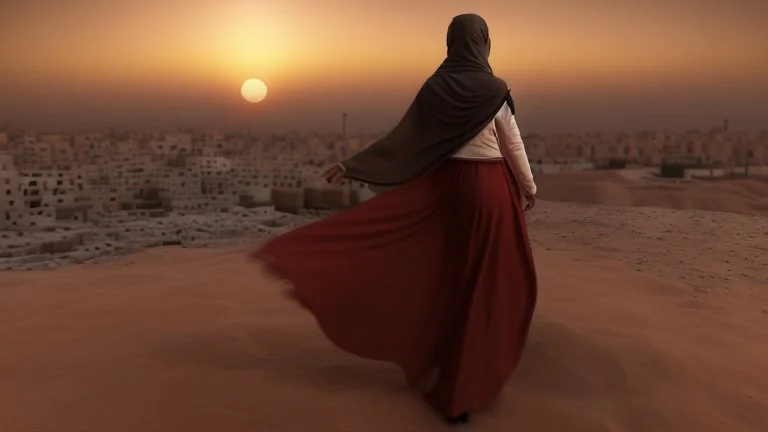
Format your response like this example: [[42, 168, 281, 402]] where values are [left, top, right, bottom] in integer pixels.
[[451, 102, 537, 196]]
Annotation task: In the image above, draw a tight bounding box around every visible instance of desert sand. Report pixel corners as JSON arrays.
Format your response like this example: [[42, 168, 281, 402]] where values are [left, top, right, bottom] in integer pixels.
[[2, 177, 768, 431], [536, 170, 768, 217]]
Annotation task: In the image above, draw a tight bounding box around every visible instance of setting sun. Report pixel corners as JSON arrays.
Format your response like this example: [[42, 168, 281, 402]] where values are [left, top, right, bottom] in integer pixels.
[[241, 78, 268, 103]]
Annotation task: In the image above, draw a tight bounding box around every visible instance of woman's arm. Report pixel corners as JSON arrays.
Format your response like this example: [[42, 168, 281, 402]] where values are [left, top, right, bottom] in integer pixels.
[[495, 103, 537, 196], [322, 162, 346, 183]]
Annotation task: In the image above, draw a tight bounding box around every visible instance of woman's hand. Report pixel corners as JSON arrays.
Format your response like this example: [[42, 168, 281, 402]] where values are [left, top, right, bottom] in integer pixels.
[[523, 193, 536, 212], [322, 164, 345, 184]]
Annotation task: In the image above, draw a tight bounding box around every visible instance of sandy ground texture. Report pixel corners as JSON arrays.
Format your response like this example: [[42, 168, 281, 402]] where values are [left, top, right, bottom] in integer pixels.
[[1, 199, 768, 432], [536, 170, 768, 217]]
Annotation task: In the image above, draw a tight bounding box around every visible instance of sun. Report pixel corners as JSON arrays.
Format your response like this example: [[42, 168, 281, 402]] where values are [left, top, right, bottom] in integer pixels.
[[241, 78, 268, 103]]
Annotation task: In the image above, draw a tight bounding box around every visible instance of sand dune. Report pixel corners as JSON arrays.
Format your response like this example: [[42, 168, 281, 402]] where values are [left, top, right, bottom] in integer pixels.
[[1, 201, 767, 431], [536, 171, 768, 217]]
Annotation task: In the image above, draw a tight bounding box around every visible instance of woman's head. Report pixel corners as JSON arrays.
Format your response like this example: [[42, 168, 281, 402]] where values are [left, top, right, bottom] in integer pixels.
[[441, 14, 493, 73]]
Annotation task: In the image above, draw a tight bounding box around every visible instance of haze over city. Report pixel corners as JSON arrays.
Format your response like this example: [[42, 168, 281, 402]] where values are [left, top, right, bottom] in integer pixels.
[[1, 0, 766, 133]]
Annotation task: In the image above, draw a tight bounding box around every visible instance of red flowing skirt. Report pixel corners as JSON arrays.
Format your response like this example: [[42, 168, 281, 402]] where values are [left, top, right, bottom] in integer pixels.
[[252, 159, 537, 418]]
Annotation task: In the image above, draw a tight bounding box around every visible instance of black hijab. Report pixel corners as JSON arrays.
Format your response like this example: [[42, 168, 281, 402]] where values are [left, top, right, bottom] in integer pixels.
[[340, 13, 513, 186]]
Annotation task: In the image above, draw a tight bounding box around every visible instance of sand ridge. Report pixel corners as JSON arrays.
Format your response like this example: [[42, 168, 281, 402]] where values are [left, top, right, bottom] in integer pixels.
[[535, 170, 768, 217], [1, 201, 767, 432]]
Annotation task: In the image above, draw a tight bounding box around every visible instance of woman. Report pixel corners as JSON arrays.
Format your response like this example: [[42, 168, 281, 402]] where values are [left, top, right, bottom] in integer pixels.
[[253, 14, 538, 425]]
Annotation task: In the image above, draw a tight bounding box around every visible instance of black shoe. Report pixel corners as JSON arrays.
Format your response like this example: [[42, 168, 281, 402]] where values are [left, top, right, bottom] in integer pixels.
[[445, 412, 470, 424]]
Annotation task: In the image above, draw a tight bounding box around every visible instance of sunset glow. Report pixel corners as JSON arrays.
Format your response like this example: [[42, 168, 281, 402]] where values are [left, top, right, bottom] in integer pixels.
[[0, 0, 766, 132]]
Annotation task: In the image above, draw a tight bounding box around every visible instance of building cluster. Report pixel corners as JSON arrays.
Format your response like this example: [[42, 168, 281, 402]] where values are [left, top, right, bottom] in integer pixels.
[[523, 127, 768, 167], [0, 130, 373, 232], [1, 126, 766, 232]]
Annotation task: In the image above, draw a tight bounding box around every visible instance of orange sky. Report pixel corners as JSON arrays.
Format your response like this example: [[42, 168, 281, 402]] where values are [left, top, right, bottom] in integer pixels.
[[0, 0, 766, 133]]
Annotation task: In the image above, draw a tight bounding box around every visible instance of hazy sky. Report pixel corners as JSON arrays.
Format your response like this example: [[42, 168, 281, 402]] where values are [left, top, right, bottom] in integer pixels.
[[1, 0, 766, 134]]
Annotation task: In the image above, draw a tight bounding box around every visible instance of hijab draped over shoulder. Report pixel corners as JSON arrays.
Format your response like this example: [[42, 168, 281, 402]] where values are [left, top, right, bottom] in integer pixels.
[[341, 13, 514, 185]]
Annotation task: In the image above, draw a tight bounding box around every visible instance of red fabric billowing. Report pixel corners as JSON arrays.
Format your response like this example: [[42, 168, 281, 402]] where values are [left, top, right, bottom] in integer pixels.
[[253, 159, 537, 417]]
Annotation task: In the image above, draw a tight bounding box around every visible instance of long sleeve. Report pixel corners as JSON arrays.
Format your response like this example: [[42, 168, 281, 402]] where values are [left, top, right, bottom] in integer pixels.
[[495, 104, 537, 196]]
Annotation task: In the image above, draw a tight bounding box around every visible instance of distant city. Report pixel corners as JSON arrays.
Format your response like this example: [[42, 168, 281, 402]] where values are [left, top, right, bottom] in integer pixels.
[[0, 123, 766, 269]]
